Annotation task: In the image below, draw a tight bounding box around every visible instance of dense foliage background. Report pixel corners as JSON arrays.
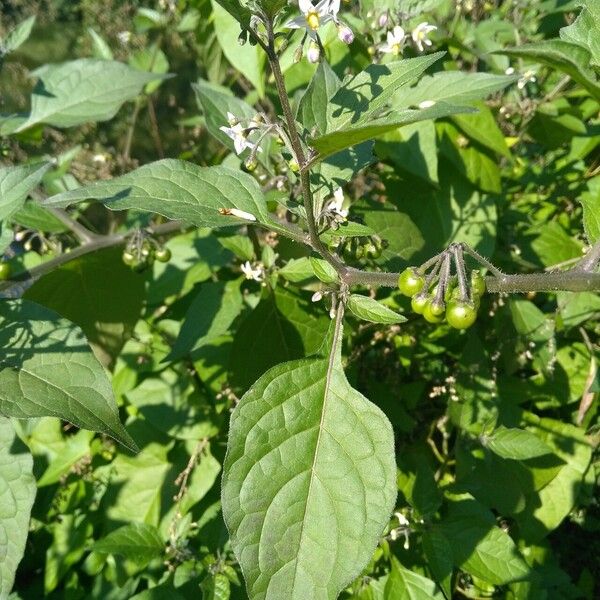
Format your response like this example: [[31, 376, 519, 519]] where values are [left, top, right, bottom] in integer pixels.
[[0, 0, 599, 598]]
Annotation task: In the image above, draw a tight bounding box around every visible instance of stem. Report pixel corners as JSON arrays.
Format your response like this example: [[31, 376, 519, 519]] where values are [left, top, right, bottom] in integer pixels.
[[0, 220, 185, 298], [264, 18, 348, 278], [46, 207, 100, 243]]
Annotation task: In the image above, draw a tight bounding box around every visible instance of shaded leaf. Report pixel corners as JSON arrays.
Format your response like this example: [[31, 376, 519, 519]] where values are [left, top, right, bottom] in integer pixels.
[[484, 426, 553, 460], [93, 523, 164, 566]]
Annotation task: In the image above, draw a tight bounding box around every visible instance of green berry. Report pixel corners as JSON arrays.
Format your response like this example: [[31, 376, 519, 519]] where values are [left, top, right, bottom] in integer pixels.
[[411, 294, 428, 315], [155, 247, 172, 263], [0, 262, 11, 280], [423, 300, 445, 323], [122, 251, 136, 266], [429, 299, 445, 316], [398, 267, 425, 297], [446, 300, 477, 330]]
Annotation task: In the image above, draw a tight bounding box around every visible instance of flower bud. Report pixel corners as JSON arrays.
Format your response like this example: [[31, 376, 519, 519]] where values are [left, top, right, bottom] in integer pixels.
[[238, 29, 248, 46], [293, 44, 304, 64], [307, 41, 320, 63], [378, 12, 388, 28], [337, 25, 354, 45]]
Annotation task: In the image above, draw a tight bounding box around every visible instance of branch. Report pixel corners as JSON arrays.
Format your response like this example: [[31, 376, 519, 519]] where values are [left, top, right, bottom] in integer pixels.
[[0, 220, 186, 298]]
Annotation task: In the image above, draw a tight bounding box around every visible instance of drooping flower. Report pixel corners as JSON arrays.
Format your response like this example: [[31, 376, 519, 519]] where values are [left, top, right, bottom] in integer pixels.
[[219, 112, 261, 155], [327, 188, 348, 220], [411, 22, 437, 52], [286, 0, 337, 38], [380, 26, 406, 55], [241, 261, 264, 282]]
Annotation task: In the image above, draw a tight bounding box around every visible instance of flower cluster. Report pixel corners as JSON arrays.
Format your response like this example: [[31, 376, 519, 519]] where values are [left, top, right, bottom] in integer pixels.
[[286, 0, 354, 63], [379, 21, 437, 56], [219, 112, 264, 156]]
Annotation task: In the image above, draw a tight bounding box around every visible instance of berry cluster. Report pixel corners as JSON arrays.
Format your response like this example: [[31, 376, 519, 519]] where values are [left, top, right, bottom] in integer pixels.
[[122, 233, 171, 273], [397, 247, 486, 329]]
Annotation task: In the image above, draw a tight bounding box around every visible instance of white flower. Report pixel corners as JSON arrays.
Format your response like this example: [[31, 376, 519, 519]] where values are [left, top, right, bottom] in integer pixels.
[[286, 0, 339, 39], [380, 26, 406, 55], [241, 261, 264, 282], [327, 188, 348, 220], [412, 22, 437, 52], [117, 31, 131, 45], [307, 40, 320, 63], [517, 69, 537, 90], [505, 66, 515, 76], [219, 113, 264, 155]]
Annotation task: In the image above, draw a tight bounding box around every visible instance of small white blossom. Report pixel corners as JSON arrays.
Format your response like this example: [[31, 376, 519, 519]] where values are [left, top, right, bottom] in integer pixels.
[[92, 153, 108, 163], [311, 291, 323, 302], [219, 117, 262, 155], [517, 69, 537, 90], [327, 188, 349, 220], [395, 512, 410, 527], [117, 31, 131, 45], [418, 100, 436, 109], [412, 22, 437, 52], [505, 66, 515, 76], [241, 261, 264, 282], [380, 26, 406, 55]]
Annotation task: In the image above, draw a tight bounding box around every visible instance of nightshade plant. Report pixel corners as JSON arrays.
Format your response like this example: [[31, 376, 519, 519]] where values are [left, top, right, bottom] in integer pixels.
[[0, 1, 599, 599]]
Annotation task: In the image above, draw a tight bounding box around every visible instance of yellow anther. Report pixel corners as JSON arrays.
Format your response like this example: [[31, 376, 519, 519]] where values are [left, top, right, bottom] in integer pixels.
[[306, 11, 320, 30]]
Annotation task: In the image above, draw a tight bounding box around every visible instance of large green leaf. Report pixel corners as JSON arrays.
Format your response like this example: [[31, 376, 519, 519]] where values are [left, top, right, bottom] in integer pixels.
[[559, 0, 600, 67], [12, 59, 167, 133], [45, 160, 276, 230], [0, 417, 36, 600], [0, 161, 51, 222], [311, 102, 474, 161], [393, 71, 518, 109], [93, 523, 164, 566], [0, 299, 136, 450], [222, 318, 397, 600], [298, 60, 342, 135], [498, 41, 600, 100]]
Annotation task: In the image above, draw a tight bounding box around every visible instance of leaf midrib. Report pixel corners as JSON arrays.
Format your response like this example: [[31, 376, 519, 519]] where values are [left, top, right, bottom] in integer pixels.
[[290, 312, 344, 595]]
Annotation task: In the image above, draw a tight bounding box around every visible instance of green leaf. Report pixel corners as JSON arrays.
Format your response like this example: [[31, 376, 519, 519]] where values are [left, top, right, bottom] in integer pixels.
[[509, 299, 555, 343], [579, 175, 600, 243], [1, 15, 36, 54], [393, 71, 518, 109], [515, 417, 593, 542], [484, 426, 554, 460], [13, 59, 168, 132], [212, 1, 265, 97], [165, 279, 243, 362], [37, 429, 93, 487], [11, 200, 68, 233], [347, 294, 406, 324], [498, 41, 600, 101], [325, 54, 445, 133], [200, 573, 231, 600], [0, 417, 36, 600], [229, 288, 330, 390], [222, 318, 397, 599], [93, 523, 164, 566], [278, 257, 315, 282], [24, 247, 145, 364], [213, 0, 253, 27], [440, 498, 529, 585], [0, 162, 51, 222], [87, 28, 113, 60], [310, 256, 339, 283], [559, 0, 600, 67], [311, 102, 474, 161], [45, 159, 276, 230], [451, 103, 511, 158], [298, 60, 341, 135], [0, 299, 136, 451], [385, 557, 445, 599], [422, 529, 453, 599]]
